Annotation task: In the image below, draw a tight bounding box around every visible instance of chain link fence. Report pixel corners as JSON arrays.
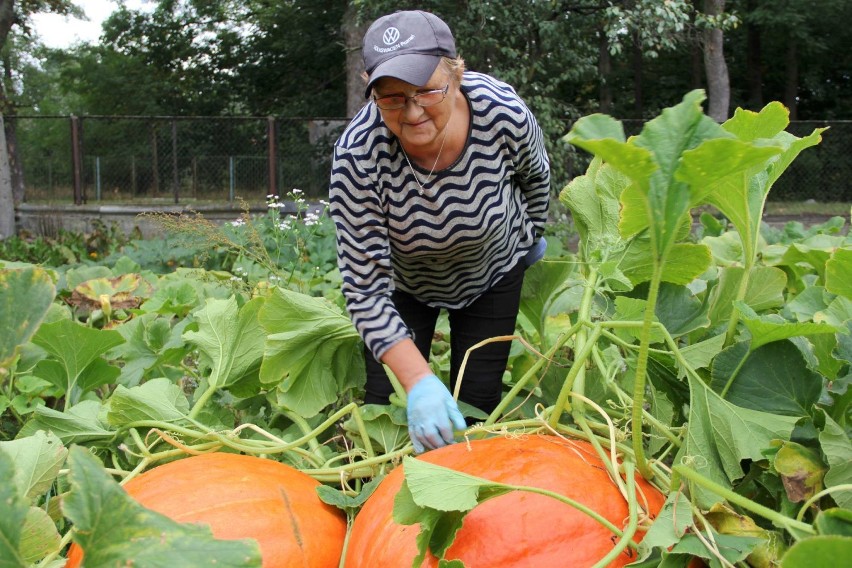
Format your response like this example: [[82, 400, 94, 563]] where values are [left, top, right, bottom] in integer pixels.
[[10, 115, 852, 205], [12, 115, 350, 204]]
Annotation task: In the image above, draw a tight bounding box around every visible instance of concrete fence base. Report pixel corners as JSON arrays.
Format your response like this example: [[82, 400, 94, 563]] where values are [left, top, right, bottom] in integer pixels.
[[15, 202, 278, 239]]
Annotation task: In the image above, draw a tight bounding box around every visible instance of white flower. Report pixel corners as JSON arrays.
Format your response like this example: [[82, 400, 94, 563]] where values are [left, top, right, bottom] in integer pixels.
[[230, 219, 245, 227]]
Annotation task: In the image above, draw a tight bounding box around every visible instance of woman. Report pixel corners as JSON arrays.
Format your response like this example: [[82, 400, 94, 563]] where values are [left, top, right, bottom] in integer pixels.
[[329, 10, 550, 454]]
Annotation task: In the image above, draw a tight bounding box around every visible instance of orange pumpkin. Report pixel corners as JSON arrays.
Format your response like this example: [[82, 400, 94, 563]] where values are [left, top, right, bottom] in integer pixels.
[[64, 452, 347, 568], [345, 435, 666, 568]]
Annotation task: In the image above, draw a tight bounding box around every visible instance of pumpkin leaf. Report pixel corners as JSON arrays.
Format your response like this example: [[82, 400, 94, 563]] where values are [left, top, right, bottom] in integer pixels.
[[342, 403, 408, 454], [780, 535, 852, 567], [62, 446, 262, 567], [0, 450, 28, 567], [711, 340, 823, 416], [30, 319, 124, 405], [825, 247, 852, 300], [0, 266, 56, 368], [183, 296, 266, 393], [19, 507, 62, 563], [394, 457, 514, 566], [816, 409, 852, 509], [259, 286, 363, 418], [0, 430, 67, 499], [734, 301, 838, 351], [15, 400, 113, 445], [676, 373, 800, 509], [814, 509, 852, 537], [107, 378, 191, 426]]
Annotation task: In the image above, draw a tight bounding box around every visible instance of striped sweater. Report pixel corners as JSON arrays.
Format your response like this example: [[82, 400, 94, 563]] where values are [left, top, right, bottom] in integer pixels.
[[329, 71, 550, 360]]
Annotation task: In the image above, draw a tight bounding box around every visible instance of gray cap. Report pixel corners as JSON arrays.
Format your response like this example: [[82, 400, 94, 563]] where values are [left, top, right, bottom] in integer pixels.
[[362, 10, 456, 98]]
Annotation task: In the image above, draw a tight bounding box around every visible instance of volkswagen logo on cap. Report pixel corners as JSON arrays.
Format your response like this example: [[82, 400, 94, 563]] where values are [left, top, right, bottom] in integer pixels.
[[382, 27, 400, 45]]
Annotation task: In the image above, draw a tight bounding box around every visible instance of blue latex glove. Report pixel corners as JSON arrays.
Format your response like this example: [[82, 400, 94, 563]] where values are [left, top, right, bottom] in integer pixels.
[[524, 236, 547, 266], [406, 374, 467, 454]]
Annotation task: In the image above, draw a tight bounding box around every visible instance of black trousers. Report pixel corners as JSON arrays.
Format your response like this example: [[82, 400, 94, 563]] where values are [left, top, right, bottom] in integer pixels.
[[363, 261, 526, 416]]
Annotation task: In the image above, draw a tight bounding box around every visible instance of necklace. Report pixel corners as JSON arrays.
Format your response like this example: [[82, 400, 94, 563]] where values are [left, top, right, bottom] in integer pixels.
[[400, 127, 449, 195]]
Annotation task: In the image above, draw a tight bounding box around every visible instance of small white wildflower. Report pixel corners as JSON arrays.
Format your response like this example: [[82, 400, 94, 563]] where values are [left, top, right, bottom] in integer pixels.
[[230, 276, 241, 282], [278, 219, 292, 230], [292, 188, 303, 195], [230, 219, 245, 227]]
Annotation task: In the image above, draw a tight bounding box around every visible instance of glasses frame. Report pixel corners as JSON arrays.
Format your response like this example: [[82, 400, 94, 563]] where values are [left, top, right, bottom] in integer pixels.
[[372, 84, 450, 110]]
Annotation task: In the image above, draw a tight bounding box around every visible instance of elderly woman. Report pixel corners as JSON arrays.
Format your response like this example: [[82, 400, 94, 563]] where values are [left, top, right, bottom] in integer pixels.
[[329, 10, 550, 453]]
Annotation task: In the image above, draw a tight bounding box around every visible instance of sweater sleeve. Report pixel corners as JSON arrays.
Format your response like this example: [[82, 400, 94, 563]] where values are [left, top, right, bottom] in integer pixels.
[[328, 144, 412, 361], [513, 102, 551, 239]]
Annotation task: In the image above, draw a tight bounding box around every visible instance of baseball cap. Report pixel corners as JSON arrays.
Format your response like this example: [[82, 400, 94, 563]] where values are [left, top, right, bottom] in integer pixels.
[[362, 10, 457, 98]]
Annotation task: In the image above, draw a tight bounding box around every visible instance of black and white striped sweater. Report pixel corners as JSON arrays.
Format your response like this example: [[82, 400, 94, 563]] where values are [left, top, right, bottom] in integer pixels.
[[329, 71, 550, 360]]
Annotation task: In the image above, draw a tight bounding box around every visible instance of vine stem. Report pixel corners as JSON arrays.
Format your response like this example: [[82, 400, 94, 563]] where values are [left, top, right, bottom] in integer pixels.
[[672, 465, 815, 538], [630, 263, 662, 480]]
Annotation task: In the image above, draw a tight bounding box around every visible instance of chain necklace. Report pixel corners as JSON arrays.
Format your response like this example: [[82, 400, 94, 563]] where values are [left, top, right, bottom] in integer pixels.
[[400, 126, 449, 195]]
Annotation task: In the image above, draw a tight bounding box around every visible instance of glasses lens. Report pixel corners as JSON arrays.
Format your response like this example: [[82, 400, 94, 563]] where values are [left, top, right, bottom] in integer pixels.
[[414, 90, 445, 107], [375, 95, 405, 110]]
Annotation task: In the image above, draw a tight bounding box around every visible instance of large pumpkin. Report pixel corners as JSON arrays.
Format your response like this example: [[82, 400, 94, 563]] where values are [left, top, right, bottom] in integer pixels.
[[345, 435, 666, 567], [64, 452, 347, 568]]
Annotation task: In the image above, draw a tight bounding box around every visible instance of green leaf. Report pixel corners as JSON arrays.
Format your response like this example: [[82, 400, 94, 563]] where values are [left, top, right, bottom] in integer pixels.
[[817, 410, 852, 509], [707, 266, 787, 326], [734, 301, 839, 351], [0, 430, 67, 500], [825, 247, 852, 300], [780, 535, 852, 567], [670, 533, 760, 564], [558, 158, 629, 257], [620, 241, 713, 286], [0, 450, 28, 567], [30, 319, 124, 400], [259, 287, 363, 418], [19, 507, 61, 563], [16, 400, 113, 445], [814, 509, 852, 537], [675, 334, 726, 379], [0, 267, 56, 368], [711, 340, 823, 416], [706, 104, 825, 269], [519, 259, 577, 344], [316, 475, 383, 514], [401, 457, 513, 513], [342, 404, 408, 454], [107, 378, 191, 426], [183, 296, 267, 391], [655, 283, 711, 337], [63, 446, 262, 567], [677, 373, 800, 509], [108, 312, 191, 386]]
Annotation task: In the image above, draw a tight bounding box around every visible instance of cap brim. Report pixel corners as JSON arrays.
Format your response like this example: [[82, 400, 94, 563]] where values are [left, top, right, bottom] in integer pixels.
[[364, 53, 442, 98]]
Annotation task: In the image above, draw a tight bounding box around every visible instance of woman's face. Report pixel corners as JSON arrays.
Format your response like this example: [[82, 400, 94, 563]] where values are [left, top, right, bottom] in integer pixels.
[[372, 64, 459, 152]]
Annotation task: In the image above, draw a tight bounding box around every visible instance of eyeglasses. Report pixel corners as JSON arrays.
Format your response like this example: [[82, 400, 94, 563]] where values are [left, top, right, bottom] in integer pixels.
[[372, 84, 449, 110]]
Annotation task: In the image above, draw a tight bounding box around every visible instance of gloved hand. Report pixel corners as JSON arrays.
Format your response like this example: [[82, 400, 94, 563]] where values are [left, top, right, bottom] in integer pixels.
[[406, 374, 467, 454], [524, 236, 547, 266]]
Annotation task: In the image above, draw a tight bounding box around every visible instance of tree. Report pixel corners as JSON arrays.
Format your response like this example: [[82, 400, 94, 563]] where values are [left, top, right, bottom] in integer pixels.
[[702, 0, 730, 121], [0, 0, 78, 238]]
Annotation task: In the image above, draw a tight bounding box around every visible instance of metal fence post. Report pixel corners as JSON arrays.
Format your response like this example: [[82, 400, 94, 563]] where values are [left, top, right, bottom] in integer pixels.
[[171, 120, 179, 203], [267, 116, 278, 199], [70, 115, 84, 205]]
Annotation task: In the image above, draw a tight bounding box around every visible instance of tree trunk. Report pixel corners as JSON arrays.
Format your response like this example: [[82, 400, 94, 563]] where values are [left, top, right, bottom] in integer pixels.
[[598, 30, 612, 114], [784, 36, 798, 120], [703, 0, 730, 122], [632, 31, 644, 118], [343, 1, 368, 118], [0, 0, 15, 237], [0, 116, 15, 239], [3, 52, 23, 204], [745, 0, 763, 109]]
